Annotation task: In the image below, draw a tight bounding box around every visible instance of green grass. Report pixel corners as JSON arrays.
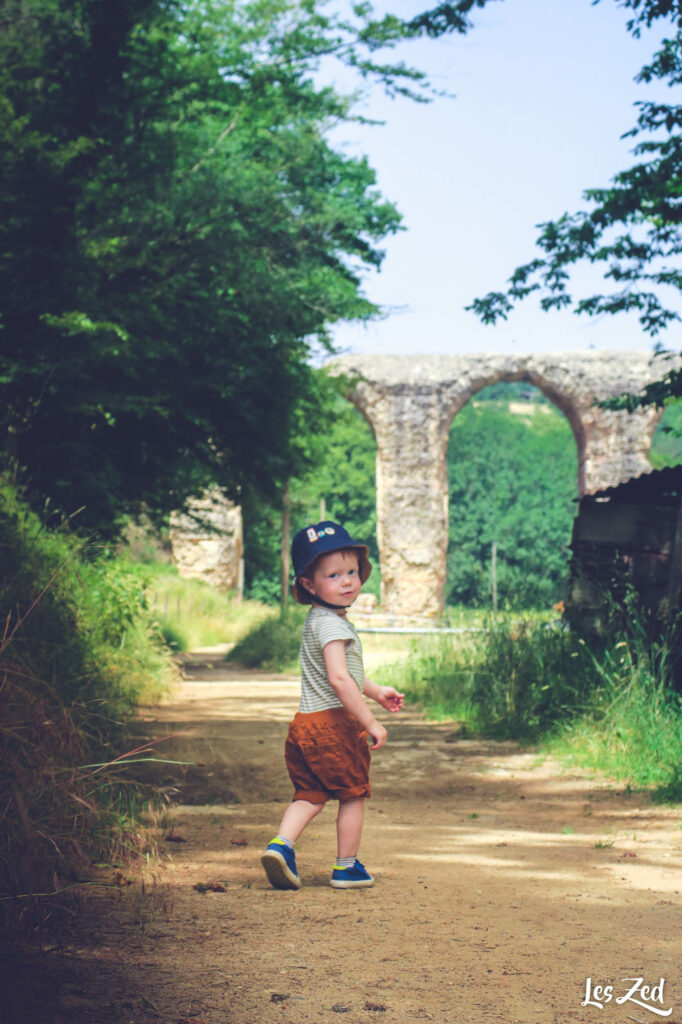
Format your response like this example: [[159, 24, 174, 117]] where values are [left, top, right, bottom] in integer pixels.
[[544, 643, 682, 799], [143, 562, 271, 651], [442, 605, 556, 628], [224, 605, 424, 675], [376, 607, 682, 801], [376, 617, 596, 740], [375, 631, 481, 727]]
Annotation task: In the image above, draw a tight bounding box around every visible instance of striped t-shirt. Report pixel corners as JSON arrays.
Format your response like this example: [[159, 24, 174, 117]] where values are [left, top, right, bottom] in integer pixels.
[[299, 606, 365, 713]]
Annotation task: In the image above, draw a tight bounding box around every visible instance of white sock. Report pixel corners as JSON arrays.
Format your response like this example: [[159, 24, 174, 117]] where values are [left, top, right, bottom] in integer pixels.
[[274, 835, 294, 849], [336, 856, 356, 868]]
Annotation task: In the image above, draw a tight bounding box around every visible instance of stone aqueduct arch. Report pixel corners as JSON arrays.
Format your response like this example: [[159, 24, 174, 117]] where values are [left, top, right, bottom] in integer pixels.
[[331, 351, 670, 618]]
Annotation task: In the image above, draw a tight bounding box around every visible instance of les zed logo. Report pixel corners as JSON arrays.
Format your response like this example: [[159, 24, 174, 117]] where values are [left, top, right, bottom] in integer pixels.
[[582, 977, 672, 1017]]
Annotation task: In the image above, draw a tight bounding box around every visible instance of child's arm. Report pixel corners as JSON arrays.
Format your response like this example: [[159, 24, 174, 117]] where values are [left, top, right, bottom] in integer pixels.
[[362, 676, 404, 712], [323, 640, 388, 750]]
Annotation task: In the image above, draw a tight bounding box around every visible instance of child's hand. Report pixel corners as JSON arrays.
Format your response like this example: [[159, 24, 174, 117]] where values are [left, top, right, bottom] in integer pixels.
[[377, 686, 404, 712], [368, 721, 388, 750]]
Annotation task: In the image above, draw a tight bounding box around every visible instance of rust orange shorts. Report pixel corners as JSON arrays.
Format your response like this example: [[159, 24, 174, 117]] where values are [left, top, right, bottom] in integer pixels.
[[284, 708, 371, 804]]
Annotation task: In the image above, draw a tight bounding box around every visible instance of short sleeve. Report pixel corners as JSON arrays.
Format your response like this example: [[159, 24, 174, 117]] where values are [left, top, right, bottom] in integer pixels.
[[314, 612, 354, 650]]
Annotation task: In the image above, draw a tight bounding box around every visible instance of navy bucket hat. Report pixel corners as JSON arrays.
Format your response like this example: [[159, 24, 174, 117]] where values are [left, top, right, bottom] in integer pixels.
[[291, 520, 372, 605]]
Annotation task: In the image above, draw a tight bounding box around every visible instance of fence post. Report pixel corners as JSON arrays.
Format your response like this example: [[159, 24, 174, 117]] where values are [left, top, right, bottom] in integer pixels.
[[281, 481, 290, 611], [492, 540, 498, 613]]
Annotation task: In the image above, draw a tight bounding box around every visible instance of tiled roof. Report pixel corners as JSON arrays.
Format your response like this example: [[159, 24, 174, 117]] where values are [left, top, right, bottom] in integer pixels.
[[585, 465, 682, 504]]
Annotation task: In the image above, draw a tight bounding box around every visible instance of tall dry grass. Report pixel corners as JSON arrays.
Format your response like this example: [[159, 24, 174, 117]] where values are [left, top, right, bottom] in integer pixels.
[[0, 485, 174, 934]]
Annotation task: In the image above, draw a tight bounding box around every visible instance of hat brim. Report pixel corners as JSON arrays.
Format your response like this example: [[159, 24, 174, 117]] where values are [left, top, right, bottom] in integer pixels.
[[292, 545, 372, 605]]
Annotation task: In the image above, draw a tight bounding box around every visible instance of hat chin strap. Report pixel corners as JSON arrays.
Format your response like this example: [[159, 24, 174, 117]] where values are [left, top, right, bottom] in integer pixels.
[[310, 594, 349, 611], [297, 583, 349, 611]]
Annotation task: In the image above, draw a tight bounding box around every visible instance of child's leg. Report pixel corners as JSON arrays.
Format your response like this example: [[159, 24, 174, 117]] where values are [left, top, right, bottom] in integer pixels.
[[331, 797, 373, 887], [262, 799, 324, 891], [336, 796, 365, 858], [276, 798, 324, 844]]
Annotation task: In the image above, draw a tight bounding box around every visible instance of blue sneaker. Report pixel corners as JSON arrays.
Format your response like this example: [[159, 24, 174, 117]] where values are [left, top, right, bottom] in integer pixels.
[[330, 859, 374, 889], [261, 840, 301, 890]]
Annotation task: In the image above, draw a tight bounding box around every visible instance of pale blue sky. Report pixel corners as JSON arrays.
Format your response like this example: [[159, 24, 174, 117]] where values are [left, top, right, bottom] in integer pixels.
[[326, 0, 675, 357]]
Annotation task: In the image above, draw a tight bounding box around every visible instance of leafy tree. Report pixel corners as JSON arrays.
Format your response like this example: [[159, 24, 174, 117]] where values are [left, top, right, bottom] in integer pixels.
[[649, 399, 682, 466], [0, 0, 494, 538], [447, 388, 578, 609], [290, 399, 378, 560], [244, 387, 378, 602], [468, 0, 682, 339]]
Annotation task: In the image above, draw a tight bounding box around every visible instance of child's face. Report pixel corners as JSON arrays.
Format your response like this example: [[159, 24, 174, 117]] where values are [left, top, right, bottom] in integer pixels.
[[302, 550, 361, 611]]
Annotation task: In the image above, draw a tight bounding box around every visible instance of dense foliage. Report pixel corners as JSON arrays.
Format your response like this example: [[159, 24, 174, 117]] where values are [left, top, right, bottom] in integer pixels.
[[649, 398, 682, 466], [0, 0, 495, 538], [244, 390, 379, 602], [469, 0, 682, 339], [446, 391, 578, 609]]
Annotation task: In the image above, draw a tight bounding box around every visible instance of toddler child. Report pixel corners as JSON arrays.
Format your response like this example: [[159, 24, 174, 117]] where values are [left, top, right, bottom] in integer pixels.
[[261, 520, 403, 890]]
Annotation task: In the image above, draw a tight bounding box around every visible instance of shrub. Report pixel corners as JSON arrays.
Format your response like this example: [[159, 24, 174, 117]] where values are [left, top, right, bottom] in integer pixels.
[[226, 605, 307, 671]]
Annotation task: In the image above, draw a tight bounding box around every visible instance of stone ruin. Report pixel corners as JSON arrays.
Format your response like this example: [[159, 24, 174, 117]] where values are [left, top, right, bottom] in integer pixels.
[[170, 351, 673, 617], [170, 490, 243, 595], [331, 351, 669, 618]]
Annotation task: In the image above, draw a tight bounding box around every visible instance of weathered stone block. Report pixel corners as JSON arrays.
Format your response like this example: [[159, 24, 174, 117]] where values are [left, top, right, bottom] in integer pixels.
[[170, 491, 243, 594]]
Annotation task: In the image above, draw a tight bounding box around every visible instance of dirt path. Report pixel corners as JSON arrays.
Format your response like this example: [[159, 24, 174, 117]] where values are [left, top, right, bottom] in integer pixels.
[[13, 655, 682, 1024]]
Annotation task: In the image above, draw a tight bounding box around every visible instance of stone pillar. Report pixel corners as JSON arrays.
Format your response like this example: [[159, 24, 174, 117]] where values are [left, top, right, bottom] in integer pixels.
[[353, 383, 450, 618], [580, 404, 661, 494], [170, 490, 243, 595]]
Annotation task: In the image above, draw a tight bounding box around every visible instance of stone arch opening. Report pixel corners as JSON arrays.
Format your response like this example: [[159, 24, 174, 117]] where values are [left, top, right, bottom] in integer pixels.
[[444, 370, 587, 495], [445, 378, 579, 612]]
